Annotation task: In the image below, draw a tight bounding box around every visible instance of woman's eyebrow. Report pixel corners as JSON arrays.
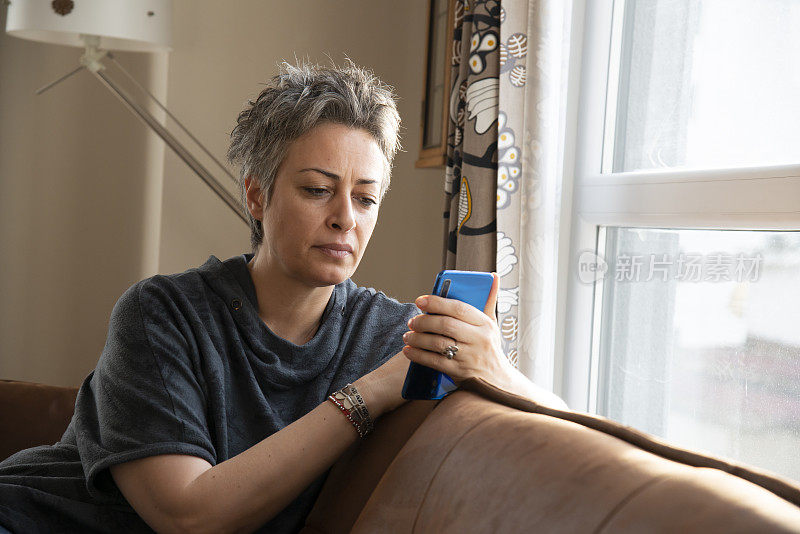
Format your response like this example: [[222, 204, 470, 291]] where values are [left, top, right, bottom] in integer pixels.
[[298, 167, 378, 186]]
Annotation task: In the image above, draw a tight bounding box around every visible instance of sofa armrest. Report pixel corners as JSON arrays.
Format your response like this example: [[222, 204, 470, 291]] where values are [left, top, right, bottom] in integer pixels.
[[301, 399, 440, 534], [0, 379, 78, 462]]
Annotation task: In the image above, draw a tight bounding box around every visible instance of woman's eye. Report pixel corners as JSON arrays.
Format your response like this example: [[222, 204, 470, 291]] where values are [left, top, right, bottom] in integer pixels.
[[358, 196, 378, 207], [304, 187, 329, 196]]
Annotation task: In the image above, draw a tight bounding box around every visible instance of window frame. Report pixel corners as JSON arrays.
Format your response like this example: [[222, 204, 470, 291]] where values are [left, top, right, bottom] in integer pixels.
[[416, 0, 455, 168], [557, 0, 800, 412]]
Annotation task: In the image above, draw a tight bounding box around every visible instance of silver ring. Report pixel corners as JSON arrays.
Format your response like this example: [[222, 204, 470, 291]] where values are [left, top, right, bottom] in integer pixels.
[[442, 344, 459, 359]]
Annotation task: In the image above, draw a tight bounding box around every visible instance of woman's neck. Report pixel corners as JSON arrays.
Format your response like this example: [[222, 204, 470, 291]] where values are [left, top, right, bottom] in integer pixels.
[[246, 252, 334, 346]]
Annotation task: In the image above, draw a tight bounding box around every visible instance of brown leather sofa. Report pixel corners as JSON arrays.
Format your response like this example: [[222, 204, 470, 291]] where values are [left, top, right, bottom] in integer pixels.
[[3, 378, 800, 533], [0, 380, 79, 462]]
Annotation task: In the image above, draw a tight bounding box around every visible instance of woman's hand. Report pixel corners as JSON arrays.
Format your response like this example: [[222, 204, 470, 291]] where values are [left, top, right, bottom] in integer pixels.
[[401, 273, 517, 392], [401, 273, 569, 410]]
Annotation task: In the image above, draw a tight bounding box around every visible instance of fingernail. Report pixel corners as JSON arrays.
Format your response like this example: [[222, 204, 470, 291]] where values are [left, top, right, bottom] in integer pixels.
[[407, 317, 413, 328], [403, 331, 410, 341], [417, 296, 428, 307]]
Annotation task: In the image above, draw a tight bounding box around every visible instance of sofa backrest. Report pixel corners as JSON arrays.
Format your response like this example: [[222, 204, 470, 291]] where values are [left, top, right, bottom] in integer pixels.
[[305, 385, 800, 533], [4, 378, 799, 532], [303, 399, 441, 533], [0, 379, 78, 462]]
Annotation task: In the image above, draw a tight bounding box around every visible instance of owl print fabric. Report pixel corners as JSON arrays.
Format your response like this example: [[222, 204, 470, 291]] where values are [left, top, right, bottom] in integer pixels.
[[442, 0, 501, 272], [441, 0, 569, 381]]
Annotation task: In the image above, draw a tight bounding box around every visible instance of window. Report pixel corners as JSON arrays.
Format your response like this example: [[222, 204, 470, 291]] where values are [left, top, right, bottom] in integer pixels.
[[597, 227, 800, 481], [561, 0, 800, 481], [605, 0, 800, 173]]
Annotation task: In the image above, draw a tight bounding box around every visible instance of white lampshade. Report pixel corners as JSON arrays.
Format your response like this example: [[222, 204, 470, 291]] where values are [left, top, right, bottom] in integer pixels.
[[6, 0, 172, 52]]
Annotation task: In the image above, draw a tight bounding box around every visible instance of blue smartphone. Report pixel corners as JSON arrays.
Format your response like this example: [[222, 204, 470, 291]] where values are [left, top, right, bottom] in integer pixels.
[[401, 270, 494, 400]]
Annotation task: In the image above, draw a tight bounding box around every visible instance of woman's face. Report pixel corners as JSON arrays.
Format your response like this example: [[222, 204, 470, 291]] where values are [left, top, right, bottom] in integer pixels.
[[247, 122, 386, 288]]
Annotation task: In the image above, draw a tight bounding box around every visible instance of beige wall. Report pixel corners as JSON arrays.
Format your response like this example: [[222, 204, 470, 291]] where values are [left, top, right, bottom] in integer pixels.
[[0, 2, 443, 387], [0, 8, 167, 387]]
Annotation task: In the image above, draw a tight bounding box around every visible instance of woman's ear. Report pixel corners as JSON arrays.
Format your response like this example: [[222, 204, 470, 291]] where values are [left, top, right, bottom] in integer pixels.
[[244, 175, 265, 221]]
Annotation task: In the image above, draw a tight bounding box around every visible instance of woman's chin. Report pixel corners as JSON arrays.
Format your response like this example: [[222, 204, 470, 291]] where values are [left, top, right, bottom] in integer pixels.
[[305, 266, 354, 287]]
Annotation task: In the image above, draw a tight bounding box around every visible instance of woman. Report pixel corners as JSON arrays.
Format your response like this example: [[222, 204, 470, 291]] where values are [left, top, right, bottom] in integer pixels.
[[0, 61, 562, 533]]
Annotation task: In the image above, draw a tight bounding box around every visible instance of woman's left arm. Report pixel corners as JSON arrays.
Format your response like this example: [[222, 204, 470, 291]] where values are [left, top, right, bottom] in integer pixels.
[[401, 273, 568, 410]]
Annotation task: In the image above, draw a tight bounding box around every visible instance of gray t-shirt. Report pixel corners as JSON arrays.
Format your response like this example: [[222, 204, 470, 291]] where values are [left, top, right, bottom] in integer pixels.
[[0, 253, 419, 533]]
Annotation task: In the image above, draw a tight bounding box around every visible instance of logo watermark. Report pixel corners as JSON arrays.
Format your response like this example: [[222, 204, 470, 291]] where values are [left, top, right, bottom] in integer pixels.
[[577, 251, 762, 284]]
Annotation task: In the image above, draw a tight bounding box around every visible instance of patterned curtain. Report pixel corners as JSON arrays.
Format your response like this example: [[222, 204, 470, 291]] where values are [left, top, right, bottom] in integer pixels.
[[442, 0, 501, 271], [442, 0, 573, 389], [496, 0, 573, 387]]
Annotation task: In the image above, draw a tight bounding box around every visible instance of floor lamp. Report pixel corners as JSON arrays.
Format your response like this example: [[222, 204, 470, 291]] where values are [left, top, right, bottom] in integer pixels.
[[5, 0, 248, 223]]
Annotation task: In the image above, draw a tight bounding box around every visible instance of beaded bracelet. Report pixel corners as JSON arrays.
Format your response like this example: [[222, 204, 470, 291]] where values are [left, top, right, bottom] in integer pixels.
[[327, 383, 374, 439]]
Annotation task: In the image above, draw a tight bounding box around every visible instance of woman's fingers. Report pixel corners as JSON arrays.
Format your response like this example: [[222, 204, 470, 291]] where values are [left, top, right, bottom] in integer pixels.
[[402, 323, 511, 389], [414, 294, 487, 327], [402, 345, 459, 377], [407, 313, 481, 344], [403, 330, 458, 356]]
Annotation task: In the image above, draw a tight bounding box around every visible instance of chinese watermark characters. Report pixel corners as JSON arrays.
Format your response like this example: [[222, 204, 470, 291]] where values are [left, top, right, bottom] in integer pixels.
[[577, 251, 762, 284]]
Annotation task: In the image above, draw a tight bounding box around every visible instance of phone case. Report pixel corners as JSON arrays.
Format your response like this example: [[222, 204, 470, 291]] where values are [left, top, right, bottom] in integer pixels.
[[401, 270, 494, 400]]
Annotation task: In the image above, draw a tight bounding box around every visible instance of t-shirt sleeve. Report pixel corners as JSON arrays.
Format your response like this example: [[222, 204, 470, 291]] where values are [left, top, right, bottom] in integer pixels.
[[73, 278, 216, 502]]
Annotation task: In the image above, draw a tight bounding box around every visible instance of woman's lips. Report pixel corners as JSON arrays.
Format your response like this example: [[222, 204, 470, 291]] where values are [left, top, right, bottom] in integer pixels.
[[315, 246, 352, 259]]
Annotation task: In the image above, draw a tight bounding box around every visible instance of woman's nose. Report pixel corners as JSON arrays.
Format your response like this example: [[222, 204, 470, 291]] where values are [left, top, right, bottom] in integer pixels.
[[329, 194, 356, 231]]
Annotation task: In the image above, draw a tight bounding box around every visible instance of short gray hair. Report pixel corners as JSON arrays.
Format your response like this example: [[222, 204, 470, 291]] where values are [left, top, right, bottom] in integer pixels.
[[227, 59, 402, 251]]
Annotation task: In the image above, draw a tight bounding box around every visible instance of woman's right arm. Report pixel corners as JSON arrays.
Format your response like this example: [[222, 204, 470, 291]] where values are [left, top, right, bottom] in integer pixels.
[[110, 350, 409, 534]]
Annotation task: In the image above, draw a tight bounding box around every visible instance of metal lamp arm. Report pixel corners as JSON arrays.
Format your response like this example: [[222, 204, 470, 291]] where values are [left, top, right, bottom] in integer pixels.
[[37, 36, 248, 224]]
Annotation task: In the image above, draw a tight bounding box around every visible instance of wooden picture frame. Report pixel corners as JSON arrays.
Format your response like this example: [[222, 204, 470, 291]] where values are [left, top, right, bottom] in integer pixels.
[[416, 0, 455, 168]]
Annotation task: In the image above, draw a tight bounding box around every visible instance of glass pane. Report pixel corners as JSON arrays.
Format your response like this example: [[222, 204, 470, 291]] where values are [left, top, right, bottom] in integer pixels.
[[608, 0, 800, 172], [595, 227, 800, 482]]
